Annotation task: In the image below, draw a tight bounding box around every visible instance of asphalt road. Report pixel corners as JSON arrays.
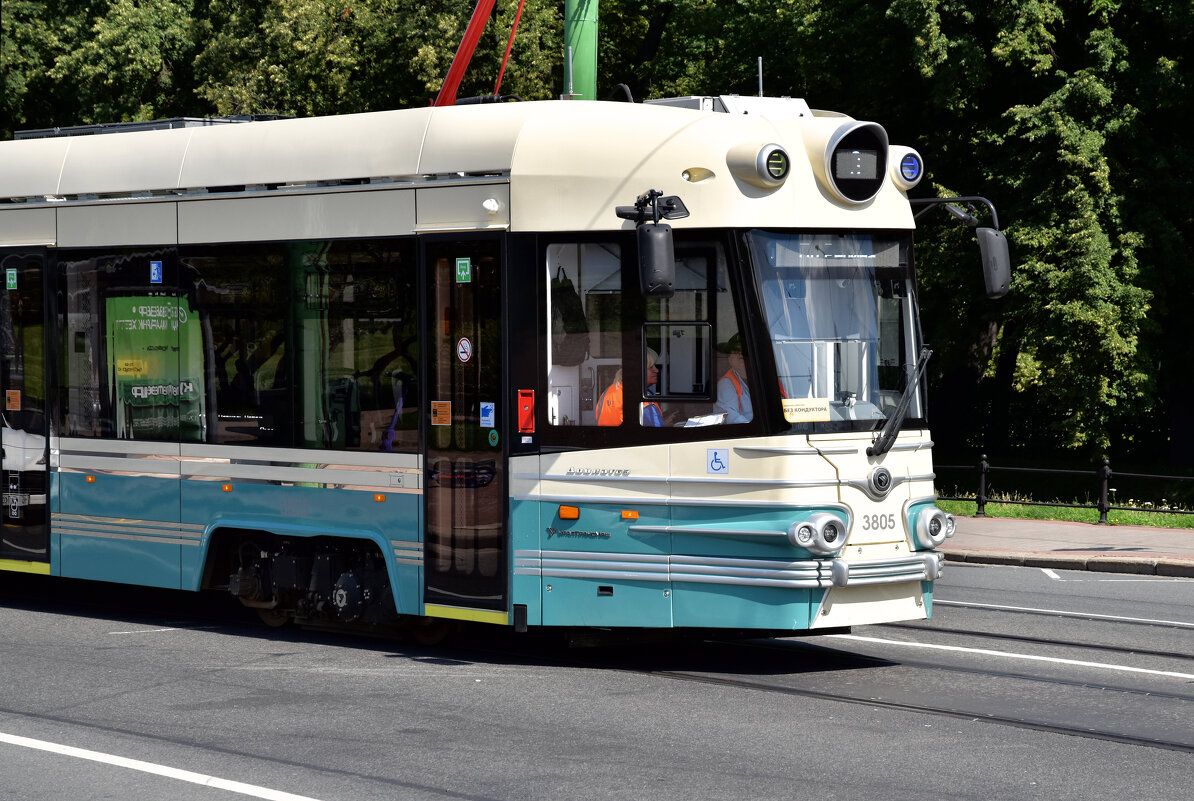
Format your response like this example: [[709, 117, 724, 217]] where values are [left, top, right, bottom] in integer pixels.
[[1, 566, 1192, 801]]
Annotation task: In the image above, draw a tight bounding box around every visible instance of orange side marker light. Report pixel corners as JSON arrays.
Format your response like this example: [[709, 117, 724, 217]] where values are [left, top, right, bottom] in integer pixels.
[[558, 505, 580, 520]]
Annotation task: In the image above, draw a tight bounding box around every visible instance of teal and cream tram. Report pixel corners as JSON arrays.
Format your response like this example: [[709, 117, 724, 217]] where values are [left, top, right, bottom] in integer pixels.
[[0, 94, 1008, 636]]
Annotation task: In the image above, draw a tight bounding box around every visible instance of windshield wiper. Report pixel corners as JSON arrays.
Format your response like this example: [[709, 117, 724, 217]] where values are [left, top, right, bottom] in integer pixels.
[[867, 345, 932, 457]]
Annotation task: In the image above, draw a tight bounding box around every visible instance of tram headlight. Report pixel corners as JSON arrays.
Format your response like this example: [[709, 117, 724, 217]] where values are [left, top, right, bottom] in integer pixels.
[[788, 513, 849, 555], [789, 523, 815, 548], [915, 507, 954, 549]]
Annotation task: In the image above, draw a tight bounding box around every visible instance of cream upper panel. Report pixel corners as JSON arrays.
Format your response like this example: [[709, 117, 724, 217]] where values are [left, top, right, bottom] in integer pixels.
[[178, 109, 432, 188], [1, 100, 916, 234], [507, 102, 915, 232]]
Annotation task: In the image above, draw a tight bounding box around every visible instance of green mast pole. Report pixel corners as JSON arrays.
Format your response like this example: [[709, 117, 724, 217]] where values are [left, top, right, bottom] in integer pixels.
[[563, 0, 598, 100]]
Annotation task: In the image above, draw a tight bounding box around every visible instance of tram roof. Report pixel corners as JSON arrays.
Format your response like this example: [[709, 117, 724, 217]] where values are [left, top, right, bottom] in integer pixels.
[[0, 100, 916, 231]]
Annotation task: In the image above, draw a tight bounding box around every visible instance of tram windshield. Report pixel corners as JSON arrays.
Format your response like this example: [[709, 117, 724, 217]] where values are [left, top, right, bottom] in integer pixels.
[[746, 231, 924, 430]]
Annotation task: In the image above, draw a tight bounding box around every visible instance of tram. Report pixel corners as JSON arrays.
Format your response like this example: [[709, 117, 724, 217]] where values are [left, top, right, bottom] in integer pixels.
[[0, 91, 1008, 637]]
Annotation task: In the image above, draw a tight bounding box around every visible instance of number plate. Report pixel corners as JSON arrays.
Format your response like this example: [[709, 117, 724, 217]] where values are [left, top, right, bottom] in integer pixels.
[[2, 493, 30, 507]]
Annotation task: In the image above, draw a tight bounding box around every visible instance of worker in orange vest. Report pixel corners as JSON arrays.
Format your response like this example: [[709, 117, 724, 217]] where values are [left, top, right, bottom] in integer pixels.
[[715, 334, 753, 423], [597, 348, 668, 426]]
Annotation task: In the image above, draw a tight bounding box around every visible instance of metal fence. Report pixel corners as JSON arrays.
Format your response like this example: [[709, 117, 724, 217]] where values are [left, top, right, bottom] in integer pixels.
[[935, 455, 1194, 524]]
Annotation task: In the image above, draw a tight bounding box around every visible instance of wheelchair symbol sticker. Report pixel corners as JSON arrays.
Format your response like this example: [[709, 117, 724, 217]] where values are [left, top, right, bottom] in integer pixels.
[[707, 448, 729, 474]]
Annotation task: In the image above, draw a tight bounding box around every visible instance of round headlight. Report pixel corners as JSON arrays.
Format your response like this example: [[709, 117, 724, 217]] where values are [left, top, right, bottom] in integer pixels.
[[915, 507, 950, 549], [790, 512, 849, 555], [788, 522, 815, 548]]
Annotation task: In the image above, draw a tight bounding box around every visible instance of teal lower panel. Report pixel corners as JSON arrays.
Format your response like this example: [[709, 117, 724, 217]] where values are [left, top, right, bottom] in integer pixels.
[[60, 534, 181, 590], [510, 498, 542, 625], [922, 580, 934, 617], [542, 578, 672, 628], [58, 472, 182, 588], [671, 583, 813, 629]]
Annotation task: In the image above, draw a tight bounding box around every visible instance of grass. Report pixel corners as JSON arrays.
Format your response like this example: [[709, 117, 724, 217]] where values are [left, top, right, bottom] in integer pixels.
[[935, 498, 1194, 529]]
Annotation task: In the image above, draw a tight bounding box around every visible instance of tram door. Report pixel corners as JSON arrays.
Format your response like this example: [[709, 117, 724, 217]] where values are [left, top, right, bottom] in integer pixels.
[[0, 251, 50, 565], [423, 238, 508, 616]]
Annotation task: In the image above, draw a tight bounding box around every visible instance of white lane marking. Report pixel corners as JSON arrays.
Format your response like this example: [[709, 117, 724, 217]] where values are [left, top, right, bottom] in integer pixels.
[[934, 599, 1194, 628], [828, 634, 1194, 680], [110, 628, 179, 634], [0, 731, 323, 801], [1036, 567, 1184, 584]]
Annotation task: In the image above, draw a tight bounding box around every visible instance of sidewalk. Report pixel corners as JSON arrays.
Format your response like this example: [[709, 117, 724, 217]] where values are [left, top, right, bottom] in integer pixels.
[[941, 515, 1194, 578]]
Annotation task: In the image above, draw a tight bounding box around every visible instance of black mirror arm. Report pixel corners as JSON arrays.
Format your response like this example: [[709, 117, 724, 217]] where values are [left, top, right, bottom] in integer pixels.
[[910, 196, 1000, 231]]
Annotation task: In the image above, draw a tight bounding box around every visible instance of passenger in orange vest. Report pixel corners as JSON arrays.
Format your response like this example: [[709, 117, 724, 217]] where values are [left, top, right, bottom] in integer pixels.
[[715, 334, 753, 423], [596, 348, 669, 426]]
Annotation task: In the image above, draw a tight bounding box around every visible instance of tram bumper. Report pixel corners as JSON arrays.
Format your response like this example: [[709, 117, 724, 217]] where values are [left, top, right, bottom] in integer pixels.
[[811, 551, 942, 629], [829, 551, 943, 588]]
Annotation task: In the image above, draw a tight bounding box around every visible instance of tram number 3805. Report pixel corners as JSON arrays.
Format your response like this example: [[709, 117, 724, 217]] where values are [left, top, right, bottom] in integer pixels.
[[861, 513, 897, 531]]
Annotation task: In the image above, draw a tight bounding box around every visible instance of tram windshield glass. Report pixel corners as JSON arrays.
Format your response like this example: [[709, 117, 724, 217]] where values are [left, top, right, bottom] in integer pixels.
[[746, 231, 924, 430]]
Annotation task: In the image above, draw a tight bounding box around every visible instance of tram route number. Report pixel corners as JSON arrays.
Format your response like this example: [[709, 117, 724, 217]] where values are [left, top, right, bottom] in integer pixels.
[[860, 513, 897, 531]]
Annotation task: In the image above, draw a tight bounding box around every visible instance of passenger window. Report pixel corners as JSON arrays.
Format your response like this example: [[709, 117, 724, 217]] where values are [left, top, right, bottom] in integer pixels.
[[295, 240, 419, 452], [58, 249, 195, 441], [188, 240, 418, 451], [545, 242, 623, 426]]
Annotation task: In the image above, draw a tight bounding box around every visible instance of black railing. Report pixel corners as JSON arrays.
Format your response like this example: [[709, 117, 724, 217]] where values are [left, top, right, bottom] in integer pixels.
[[936, 455, 1194, 524]]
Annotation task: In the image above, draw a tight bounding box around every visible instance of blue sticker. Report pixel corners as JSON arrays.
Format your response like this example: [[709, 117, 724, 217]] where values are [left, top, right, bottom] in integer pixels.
[[150, 260, 163, 284], [480, 401, 495, 428], [707, 448, 729, 474]]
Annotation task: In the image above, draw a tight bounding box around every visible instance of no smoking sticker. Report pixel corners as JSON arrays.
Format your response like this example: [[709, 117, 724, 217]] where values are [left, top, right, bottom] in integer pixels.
[[457, 337, 473, 362]]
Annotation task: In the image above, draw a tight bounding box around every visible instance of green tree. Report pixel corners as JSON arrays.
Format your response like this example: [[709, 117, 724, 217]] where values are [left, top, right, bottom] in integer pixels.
[[194, 1, 562, 117]]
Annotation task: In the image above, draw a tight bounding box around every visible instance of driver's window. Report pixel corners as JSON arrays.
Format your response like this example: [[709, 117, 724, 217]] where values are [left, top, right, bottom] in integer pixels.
[[644, 240, 754, 426]]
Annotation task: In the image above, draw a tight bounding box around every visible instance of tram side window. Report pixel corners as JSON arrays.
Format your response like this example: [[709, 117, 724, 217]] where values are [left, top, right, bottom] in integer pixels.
[[188, 245, 292, 446], [188, 240, 419, 452], [545, 242, 623, 427], [59, 249, 195, 441], [297, 240, 419, 452]]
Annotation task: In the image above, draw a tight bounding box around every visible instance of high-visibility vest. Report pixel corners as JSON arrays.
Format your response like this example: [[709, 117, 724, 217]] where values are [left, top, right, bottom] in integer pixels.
[[723, 369, 744, 411], [596, 381, 623, 425]]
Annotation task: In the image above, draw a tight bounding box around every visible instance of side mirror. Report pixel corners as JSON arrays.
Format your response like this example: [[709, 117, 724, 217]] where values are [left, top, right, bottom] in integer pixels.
[[638, 223, 676, 297], [617, 189, 688, 298], [976, 227, 1010, 299]]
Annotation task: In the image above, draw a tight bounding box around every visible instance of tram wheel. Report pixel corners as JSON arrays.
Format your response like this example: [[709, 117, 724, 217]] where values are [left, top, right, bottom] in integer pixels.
[[254, 606, 292, 628], [408, 619, 453, 646]]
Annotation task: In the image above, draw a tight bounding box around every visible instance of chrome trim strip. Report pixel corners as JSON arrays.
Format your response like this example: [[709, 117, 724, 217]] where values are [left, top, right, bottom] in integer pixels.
[[669, 573, 829, 589], [391, 539, 423, 566], [670, 554, 823, 570], [629, 525, 786, 539], [1, 175, 509, 210], [52, 513, 202, 547], [734, 445, 857, 455], [540, 549, 668, 563], [539, 472, 838, 488], [512, 549, 937, 589], [841, 472, 935, 496]]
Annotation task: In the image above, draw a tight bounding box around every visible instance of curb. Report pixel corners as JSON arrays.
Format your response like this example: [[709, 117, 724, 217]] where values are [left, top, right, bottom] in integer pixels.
[[942, 549, 1194, 578]]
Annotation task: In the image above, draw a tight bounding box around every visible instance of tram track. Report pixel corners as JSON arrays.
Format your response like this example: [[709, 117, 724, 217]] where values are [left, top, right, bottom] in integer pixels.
[[554, 631, 1194, 755], [643, 665, 1194, 754]]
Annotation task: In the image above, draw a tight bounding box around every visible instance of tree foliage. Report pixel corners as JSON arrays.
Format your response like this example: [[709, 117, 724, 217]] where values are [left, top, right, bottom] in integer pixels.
[[1, 1, 1191, 464]]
